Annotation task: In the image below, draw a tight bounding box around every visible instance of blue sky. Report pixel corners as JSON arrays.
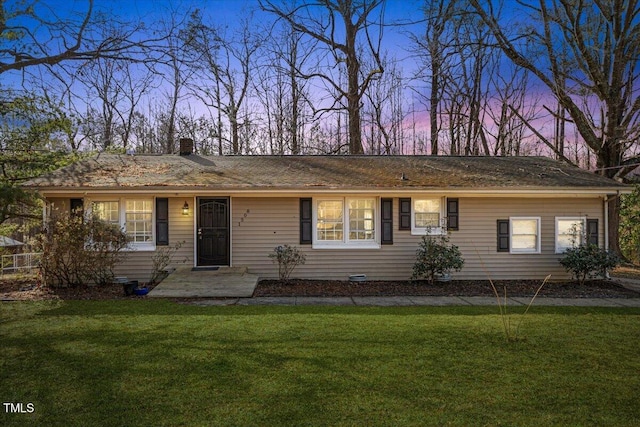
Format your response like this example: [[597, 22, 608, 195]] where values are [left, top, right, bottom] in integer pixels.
[[3, 0, 595, 157]]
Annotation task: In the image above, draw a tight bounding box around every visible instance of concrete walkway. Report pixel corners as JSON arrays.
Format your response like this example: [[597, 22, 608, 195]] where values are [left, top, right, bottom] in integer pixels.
[[148, 266, 258, 298], [186, 295, 640, 307], [149, 268, 640, 307]]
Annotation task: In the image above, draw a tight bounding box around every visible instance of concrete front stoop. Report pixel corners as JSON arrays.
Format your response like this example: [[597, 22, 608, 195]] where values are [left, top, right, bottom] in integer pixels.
[[148, 266, 258, 298]]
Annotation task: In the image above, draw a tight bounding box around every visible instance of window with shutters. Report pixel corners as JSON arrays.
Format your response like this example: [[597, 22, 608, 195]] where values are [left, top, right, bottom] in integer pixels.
[[411, 198, 446, 235], [91, 198, 156, 250], [313, 197, 379, 248], [496, 217, 541, 254], [510, 217, 541, 254], [125, 200, 153, 243], [555, 217, 586, 253]]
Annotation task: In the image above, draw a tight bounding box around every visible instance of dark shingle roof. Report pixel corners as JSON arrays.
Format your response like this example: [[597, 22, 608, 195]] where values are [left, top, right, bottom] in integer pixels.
[[23, 154, 627, 192]]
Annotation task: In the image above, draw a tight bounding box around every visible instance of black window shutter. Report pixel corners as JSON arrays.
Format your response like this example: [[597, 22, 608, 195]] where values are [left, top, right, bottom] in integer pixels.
[[381, 198, 393, 244], [447, 198, 459, 231], [70, 198, 84, 216], [156, 198, 169, 246], [587, 219, 598, 246], [300, 198, 312, 244], [399, 198, 411, 230], [497, 219, 509, 252]]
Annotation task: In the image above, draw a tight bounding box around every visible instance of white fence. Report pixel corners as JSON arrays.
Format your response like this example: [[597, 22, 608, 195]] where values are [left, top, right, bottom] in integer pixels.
[[1, 253, 41, 275]]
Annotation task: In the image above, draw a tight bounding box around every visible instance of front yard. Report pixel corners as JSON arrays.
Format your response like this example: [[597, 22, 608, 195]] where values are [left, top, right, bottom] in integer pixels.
[[1, 301, 639, 426]]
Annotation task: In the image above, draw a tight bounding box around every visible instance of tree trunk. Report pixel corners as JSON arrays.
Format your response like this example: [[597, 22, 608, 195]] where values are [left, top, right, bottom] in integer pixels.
[[608, 197, 621, 255], [346, 23, 364, 154]]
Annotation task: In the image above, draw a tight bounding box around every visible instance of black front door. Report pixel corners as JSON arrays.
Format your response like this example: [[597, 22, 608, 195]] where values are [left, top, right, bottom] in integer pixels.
[[197, 198, 230, 266]]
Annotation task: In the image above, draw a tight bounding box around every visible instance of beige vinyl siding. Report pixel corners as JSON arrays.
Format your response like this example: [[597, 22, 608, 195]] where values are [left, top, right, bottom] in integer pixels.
[[232, 196, 604, 281], [449, 197, 603, 280], [115, 198, 194, 281], [47, 196, 194, 282], [45, 194, 604, 282]]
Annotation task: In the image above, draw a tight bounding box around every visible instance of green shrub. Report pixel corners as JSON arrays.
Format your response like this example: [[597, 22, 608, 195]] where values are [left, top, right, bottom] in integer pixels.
[[268, 244, 306, 281], [412, 233, 464, 283], [559, 244, 619, 285]]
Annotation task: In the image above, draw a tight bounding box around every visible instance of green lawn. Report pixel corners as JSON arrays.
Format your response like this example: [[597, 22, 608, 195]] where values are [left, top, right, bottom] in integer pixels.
[[1, 301, 639, 426]]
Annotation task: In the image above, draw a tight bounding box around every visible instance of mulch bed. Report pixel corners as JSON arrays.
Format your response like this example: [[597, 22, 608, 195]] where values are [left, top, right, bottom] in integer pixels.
[[255, 279, 640, 299], [2, 275, 640, 301]]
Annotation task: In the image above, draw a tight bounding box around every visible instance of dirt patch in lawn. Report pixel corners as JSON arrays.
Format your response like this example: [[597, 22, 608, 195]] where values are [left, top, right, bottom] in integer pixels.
[[255, 279, 640, 299], [0, 275, 158, 301]]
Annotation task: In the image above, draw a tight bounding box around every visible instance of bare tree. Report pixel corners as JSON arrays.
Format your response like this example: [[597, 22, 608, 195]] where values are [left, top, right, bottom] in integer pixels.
[[257, 23, 316, 154], [76, 53, 154, 150], [486, 63, 536, 156], [411, 0, 458, 155], [260, 0, 385, 154], [363, 53, 405, 154], [185, 11, 261, 155], [470, 0, 640, 254], [0, 0, 169, 75]]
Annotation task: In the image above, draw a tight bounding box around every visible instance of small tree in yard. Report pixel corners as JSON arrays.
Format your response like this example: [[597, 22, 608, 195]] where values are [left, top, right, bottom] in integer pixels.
[[268, 245, 306, 281], [560, 244, 619, 285], [36, 210, 130, 287], [412, 233, 464, 284]]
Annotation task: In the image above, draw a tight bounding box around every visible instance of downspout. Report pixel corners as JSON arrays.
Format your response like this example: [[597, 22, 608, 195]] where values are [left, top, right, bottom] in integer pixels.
[[603, 194, 610, 279], [604, 194, 609, 251]]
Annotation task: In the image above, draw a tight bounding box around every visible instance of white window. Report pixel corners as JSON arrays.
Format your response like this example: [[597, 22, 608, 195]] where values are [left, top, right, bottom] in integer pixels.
[[314, 198, 378, 248], [412, 198, 444, 235], [510, 217, 541, 254], [91, 199, 155, 249], [92, 201, 120, 226], [317, 200, 344, 241], [556, 217, 586, 253], [125, 200, 153, 243], [348, 199, 375, 241]]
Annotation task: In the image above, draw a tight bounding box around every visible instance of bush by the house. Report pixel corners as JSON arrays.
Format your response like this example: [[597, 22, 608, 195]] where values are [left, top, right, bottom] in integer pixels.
[[36, 210, 130, 287], [559, 244, 619, 285], [412, 233, 464, 284], [149, 240, 188, 285], [268, 244, 306, 281]]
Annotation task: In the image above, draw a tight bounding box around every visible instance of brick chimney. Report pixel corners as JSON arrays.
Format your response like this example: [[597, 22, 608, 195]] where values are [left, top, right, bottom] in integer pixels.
[[179, 138, 194, 156]]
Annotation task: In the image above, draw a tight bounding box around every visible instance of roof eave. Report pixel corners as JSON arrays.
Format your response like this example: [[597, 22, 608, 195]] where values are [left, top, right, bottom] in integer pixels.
[[31, 185, 631, 197]]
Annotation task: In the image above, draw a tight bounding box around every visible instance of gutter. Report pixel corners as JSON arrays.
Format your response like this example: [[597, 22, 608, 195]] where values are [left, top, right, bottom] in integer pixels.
[[28, 186, 631, 198]]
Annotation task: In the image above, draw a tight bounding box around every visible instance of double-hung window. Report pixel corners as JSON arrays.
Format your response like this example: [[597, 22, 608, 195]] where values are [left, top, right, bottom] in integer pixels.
[[92, 199, 155, 249], [315, 198, 378, 248], [92, 201, 120, 227], [125, 200, 153, 243], [412, 198, 444, 235], [510, 217, 541, 254], [556, 217, 586, 253]]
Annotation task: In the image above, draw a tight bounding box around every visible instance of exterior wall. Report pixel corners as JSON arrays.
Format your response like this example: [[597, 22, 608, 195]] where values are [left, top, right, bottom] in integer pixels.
[[115, 198, 194, 282], [231, 196, 604, 281], [45, 194, 604, 282], [46, 196, 194, 283], [448, 197, 603, 280]]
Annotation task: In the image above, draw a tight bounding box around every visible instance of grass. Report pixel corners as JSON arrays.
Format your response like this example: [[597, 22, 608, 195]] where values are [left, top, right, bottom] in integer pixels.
[[612, 264, 640, 280], [1, 301, 640, 426]]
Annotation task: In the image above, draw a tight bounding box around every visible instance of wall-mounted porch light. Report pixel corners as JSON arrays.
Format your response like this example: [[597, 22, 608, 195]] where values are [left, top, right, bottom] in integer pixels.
[[182, 201, 190, 215]]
